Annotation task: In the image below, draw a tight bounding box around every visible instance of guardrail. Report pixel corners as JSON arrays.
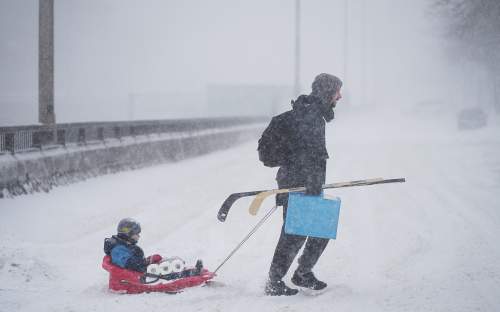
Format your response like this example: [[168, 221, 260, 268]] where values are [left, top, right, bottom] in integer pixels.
[[0, 117, 264, 154], [0, 116, 267, 198]]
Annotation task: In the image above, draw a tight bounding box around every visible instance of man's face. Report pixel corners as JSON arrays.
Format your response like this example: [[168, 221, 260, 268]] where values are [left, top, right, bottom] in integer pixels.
[[324, 88, 342, 111]]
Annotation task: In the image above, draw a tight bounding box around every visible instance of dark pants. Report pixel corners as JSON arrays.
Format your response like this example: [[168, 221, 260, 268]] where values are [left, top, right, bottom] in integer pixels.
[[268, 202, 330, 281]]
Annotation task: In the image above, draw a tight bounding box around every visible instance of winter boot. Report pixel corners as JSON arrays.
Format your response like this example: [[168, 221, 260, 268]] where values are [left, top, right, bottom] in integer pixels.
[[264, 280, 299, 296], [291, 271, 327, 290]]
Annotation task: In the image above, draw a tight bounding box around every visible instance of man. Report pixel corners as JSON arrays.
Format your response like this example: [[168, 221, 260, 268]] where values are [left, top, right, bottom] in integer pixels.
[[264, 73, 342, 296]]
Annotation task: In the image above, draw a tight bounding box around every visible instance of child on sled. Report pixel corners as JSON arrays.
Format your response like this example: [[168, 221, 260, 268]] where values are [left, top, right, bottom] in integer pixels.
[[104, 218, 203, 278]]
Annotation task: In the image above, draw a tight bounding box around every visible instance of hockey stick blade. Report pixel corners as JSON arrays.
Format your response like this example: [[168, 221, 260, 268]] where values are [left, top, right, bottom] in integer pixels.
[[248, 189, 289, 216], [218, 191, 262, 222]]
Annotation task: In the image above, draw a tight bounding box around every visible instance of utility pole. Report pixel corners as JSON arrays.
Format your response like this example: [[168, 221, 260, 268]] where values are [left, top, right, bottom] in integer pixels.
[[294, 0, 301, 96], [361, 0, 367, 106], [343, 0, 349, 105], [39, 0, 55, 125]]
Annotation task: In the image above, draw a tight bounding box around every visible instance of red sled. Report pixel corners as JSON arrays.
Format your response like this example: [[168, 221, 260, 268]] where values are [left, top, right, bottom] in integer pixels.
[[102, 256, 215, 294]]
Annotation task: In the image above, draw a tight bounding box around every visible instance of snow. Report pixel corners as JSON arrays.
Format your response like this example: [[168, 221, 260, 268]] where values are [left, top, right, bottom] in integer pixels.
[[1, 110, 500, 311]]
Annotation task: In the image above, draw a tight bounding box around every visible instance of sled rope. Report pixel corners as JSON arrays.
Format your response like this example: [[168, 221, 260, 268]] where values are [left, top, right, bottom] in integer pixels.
[[214, 205, 278, 274]]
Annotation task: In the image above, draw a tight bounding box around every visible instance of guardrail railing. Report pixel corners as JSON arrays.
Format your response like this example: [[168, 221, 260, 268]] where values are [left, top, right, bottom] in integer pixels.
[[0, 116, 265, 155]]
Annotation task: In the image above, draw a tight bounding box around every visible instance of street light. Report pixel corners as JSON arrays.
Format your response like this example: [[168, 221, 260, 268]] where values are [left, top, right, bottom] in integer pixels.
[[39, 0, 55, 125], [294, 0, 301, 96]]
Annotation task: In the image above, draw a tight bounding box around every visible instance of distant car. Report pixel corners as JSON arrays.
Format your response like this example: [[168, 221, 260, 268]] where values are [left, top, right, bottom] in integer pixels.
[[457, 108, 487, 130]]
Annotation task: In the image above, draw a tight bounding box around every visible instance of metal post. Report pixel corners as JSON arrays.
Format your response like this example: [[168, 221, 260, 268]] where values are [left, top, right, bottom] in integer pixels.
[[343, 0, 349, 89], [361, 0, 367, 106], [294, 0, 301, 96], [494, 71, 500, 114], [39, 0, 55, 125]]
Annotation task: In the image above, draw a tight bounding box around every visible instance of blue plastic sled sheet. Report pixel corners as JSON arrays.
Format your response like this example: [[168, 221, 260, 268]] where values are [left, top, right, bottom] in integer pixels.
[[285, 192, 341, 239]]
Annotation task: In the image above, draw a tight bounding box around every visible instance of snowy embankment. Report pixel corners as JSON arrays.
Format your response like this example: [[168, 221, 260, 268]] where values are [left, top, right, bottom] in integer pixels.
[[1, 110, 499, 312]]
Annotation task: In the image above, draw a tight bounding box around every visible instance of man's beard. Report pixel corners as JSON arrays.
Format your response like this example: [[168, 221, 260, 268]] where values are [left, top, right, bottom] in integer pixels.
[[321, 101, 335, 122]]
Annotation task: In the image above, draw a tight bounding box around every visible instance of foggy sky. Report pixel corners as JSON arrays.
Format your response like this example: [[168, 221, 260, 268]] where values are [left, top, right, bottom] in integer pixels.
[[0, 0, 466, 125]]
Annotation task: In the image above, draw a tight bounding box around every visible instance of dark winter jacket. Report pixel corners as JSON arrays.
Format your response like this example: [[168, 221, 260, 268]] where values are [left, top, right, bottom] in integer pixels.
[[273, 95, 330, 207], [104, 234, 149, 272]]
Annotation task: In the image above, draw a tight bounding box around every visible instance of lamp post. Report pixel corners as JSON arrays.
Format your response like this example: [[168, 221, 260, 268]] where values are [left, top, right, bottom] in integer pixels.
[[39, 0, 55, 125], [294, 0, 301, 96], [343, 0, 349, 88]]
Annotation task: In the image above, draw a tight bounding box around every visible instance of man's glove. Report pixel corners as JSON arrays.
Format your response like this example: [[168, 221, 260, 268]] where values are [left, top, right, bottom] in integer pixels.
[[305, 178, 323, 196], [147, 254, 163, 264], [305, 170, 324, 196], [305, 184, 322, 196]]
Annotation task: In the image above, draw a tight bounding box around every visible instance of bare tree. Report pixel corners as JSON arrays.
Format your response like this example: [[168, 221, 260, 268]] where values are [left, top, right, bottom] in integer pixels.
[[434, 0, 500, 112]]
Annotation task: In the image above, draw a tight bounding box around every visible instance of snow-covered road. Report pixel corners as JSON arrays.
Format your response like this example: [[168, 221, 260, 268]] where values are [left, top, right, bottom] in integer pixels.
[[1, 111, 499, 312]]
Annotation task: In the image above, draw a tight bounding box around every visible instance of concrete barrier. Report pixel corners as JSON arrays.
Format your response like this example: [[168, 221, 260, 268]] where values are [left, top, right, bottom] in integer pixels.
[[0, 124, 264, 198]]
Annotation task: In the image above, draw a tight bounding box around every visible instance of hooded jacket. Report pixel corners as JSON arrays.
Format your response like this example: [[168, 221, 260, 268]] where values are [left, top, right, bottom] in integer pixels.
[[274, 94, 330, 207], [104, 234, 149, 272]]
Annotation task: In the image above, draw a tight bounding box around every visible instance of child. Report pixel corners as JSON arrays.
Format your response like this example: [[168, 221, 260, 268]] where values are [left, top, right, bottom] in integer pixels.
[[104, 218, 162, 272], [104, 218, 204, 277]]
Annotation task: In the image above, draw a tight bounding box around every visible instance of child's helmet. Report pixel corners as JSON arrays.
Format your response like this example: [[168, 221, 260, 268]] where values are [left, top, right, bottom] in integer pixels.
[[117, 218, 141, 239]]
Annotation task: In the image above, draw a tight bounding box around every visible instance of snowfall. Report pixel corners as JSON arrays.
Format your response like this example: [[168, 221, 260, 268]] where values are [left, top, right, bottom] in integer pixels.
[[1, 109, 499, 312]]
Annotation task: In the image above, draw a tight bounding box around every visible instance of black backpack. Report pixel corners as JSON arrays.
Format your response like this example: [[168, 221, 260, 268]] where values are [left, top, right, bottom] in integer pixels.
[[257, 113, 290, 167]]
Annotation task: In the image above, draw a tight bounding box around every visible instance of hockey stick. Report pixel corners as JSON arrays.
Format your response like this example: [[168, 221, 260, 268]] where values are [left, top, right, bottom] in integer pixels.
[[217, 177, 405, 222], [248, 177, 406, 216]]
